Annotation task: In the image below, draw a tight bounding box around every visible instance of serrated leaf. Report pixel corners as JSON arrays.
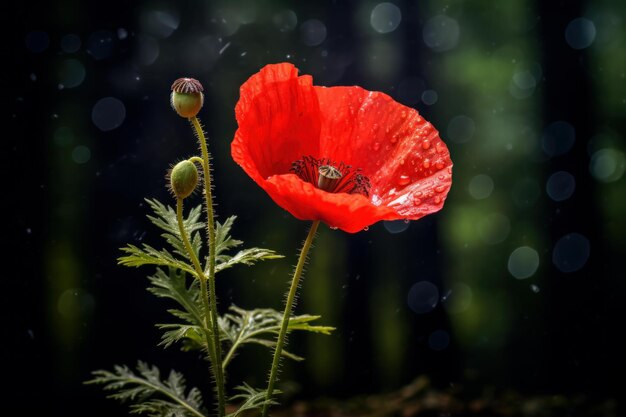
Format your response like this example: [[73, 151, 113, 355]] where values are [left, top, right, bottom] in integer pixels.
[[210, 216, 283, 274], [215, 248, 284, 273], [226, 384, 279, 417], [145, 199, 205, 262], [219, 305, 335, 369], [86, 361, 206, 417], [118, 244, 197, 277], [146, 268, 213, 353]]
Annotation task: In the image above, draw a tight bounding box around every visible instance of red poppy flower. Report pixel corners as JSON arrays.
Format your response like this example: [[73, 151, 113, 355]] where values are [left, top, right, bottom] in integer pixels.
[[231, 63, 453, 233]]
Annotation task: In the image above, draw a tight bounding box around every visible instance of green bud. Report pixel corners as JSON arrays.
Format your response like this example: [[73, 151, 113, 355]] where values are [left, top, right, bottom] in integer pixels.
[[170, 78, 204, 118], [170, 160, 199, 199]]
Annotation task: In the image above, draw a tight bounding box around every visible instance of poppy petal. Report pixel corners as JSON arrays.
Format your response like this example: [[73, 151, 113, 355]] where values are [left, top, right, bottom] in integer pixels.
[[263, 174, 398, 233], [233, 63, 321, 179], [314, 85, 453, 220]]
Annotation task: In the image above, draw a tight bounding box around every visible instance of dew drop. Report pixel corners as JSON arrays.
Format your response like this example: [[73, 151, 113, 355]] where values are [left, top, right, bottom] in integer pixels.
[[330, 226, 338, 230], [415, 191, 423, 198], [435, 160, 445, 170], [401, 110, 407, 119], [436, 142, 445, 153], [400, 158, 405, 165], [423, 159, 431, 169], [373, 142, 381, 151], [390, 135, 398, 144], [398, 175, 410, 186], [421, 139, 431, 149], [434, 196, 441, 204], [412, 197, 422, 205], [435, 185, 445, 193], [404, 219, 410, 224], [438, 175, 445, 180], [363, 226, 369, 231]]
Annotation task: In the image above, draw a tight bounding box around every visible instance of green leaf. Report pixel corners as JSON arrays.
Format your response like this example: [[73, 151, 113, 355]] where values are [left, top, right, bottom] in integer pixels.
[[86, 361, 206, 417], [145, 198, 205, 262], [212, 216, 283, 274], [220, 305, 335, 368], [226, 384, 279, 417], [147, 268, 209, 352], [118, 244, 197, 277], [215, 248, 284, 273]]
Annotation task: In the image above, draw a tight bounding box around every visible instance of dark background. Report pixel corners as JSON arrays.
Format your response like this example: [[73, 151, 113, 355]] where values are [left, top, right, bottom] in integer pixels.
[[7, 0, 626, 415]]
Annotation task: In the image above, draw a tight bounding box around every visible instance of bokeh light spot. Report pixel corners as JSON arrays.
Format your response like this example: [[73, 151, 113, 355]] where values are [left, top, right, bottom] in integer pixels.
[[370, 3, 402, 34], [92, 97, 126, 131], [447, 115, 475, 143], [383, 220, 410, 234], [428, 330, 450, 351], [546, 171, 575, 202], [565, 18, 596, 49], [423, 15, 460, 52], [477, 213, 510, 244], [542, 121, 576, 157], [508, 246, 540, 279], [300, 19, 327, 46], [590, 149, 625, 182], [552, 233, 590, 273], [61, 34, 81, 53], [407, 281, 439, 314], [72, 145, 91, 164], [58, 59, 86, 88], [468, 174, 494, 199]]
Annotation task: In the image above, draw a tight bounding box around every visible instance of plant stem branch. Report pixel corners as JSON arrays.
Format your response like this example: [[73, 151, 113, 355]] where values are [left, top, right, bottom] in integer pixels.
[[262, 220, 320, 417], [190, 116, 226, 417], [175, 198, 219, 410]]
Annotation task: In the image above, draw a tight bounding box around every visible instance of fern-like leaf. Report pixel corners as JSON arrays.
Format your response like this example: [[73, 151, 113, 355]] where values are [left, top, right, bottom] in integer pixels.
[[118, 244, 197, 277], [145, 199, 205, 262], [226, 384, 279, 417], [86, 362, 206, 417], [147, 268, 210, 352], [220, 305, 335, 368], [211, 216, 283, 274]]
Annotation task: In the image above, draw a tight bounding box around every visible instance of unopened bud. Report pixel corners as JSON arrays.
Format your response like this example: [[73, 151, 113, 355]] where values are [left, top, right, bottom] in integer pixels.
[[170, 160, 199, 199], [170, 78, 204, 118]]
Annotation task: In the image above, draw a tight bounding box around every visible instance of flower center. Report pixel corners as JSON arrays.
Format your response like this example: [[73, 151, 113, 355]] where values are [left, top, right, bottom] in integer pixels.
[[291, 156, 371, 196]]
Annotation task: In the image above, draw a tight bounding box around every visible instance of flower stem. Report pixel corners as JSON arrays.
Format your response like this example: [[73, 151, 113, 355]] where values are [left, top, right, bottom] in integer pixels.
[[190, 116, 226, 417], [262, 220, 320, 417], [175, 198, 219, 401]]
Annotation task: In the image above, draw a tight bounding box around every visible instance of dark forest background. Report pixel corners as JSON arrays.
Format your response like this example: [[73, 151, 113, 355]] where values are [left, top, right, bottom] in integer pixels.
[[6, 0, 626, 415]]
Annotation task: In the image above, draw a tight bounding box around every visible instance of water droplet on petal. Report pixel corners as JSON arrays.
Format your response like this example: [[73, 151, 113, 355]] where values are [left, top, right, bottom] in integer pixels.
[[423, 159, 431, 169], [398, 175, 410, 186], [436, 142, 445, 153], [330, 226, 338, 230], [421, 139, 431, 149], [434, 196, 442, 204], [363, 226, 369, 231], [435, 185, 445, 193], [401, 110, 407, 119], [404, 219, 410, 224], [435, 160, 445, 170], [390, 135, 398, 144], [373, 142, 381, 151]]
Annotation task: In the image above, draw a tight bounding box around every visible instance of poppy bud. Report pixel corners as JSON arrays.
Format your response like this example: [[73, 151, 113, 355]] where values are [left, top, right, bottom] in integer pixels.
[[170, 78, 204, 118], [170, 160, 199, 199]]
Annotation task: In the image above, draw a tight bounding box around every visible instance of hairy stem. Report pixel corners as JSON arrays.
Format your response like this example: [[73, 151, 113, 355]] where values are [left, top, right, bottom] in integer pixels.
[[190, 116, 226, 417], [175, 198, 219, 409], [262, 220, 320, 417]]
